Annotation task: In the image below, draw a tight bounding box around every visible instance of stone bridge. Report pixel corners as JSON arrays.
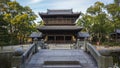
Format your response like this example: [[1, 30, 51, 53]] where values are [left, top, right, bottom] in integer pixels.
[[26, 49, 97, 68], [12, 41, 113, 68]]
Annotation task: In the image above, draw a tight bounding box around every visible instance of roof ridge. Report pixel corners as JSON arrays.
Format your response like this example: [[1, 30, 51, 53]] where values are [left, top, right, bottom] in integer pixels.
[[47, 9, 72, 11]]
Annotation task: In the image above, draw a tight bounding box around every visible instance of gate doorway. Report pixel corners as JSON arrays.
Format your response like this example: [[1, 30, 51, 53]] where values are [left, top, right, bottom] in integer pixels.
[[47, 35, 73, 43]]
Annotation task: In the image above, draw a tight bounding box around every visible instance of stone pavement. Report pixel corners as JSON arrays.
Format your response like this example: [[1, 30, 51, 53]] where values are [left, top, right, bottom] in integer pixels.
[[26, 49, 97, 68], [48, 44, 73, 49]]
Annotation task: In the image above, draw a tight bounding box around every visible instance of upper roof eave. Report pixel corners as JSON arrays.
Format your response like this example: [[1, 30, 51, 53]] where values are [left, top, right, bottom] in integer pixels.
[[39, 12, 81, 16]]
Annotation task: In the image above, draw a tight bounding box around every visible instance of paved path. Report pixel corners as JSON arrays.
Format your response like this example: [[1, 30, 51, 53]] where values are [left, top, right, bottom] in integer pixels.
[[26, 49, 97, 68], [48, 44, 73, 49]]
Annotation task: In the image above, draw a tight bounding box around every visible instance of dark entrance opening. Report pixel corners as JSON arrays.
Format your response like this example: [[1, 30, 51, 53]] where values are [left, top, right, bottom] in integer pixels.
[[65, 36, 72, 40], [48, 36, 54, 43], [56, 36, 64, 43], [65, 36, 72, 43], [47, 35, 73, 43]]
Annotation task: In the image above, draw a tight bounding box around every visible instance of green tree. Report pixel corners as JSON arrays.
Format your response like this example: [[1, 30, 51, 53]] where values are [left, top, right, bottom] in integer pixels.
[[0, 0, 11, 48], [77, 1, 113, 44], [77, 13, 93, 32], [38, 20, 45, 26], [106, 0, 120, 29], [0, 0, 37, 46], [105, 0, 120, 42], [5, 1, 37, 44], [0, 15, 10, 47]]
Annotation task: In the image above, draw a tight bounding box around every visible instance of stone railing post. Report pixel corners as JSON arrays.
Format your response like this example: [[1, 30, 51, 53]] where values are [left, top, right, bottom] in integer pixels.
[[83, 39, 88, 52], [11, 47, 24, 68], [33, 38, 39, 53], [84, 39, 87, 51], [77, 39, 80, 49]]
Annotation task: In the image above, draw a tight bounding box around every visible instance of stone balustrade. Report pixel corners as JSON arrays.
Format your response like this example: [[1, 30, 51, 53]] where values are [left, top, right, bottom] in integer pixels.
[[85, 42, 113, 68]]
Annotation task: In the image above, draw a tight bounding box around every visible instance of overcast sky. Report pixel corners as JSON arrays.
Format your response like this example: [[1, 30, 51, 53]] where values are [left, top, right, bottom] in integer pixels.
[[15, 0, 114, 22]]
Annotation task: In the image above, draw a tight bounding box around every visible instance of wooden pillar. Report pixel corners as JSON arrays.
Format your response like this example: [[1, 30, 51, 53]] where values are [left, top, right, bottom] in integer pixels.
[[64, 36, 65, 43], [55, 36, 56, 43]]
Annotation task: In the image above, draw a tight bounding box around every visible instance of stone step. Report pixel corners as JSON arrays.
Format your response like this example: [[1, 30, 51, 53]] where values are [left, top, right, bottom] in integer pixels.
[[43, 65, 82, 68], [43, 61, 80, 65]]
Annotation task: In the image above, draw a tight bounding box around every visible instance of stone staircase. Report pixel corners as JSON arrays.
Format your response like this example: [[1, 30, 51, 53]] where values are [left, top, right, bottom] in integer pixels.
[[43, 61, 81, 68], [26, 49, 97, 68], [43, 65, 81, 68]]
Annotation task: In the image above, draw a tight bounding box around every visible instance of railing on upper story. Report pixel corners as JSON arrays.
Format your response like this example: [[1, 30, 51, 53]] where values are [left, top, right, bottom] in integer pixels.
[[76, 40, 113, 68]]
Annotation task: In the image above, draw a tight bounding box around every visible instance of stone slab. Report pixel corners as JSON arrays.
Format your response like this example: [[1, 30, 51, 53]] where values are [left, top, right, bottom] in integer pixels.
[[26, 49, 97, 68]]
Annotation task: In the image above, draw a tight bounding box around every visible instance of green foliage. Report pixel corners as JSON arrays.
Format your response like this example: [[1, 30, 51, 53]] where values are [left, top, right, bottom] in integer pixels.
[[38, 21, 45, 26], [106, 0, 120, 28], [78, 1, 109, 43], [77, 1, 120, 44], [87, 2, 104, 15], [0, 0, 37, 46], [0, 14, 10, 46], [0, 27, 10, 46]]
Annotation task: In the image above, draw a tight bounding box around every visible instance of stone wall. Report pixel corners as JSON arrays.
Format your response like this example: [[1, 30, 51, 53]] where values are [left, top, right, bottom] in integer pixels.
[[0, 52, 13, 68], [85, 42, 113, 68]]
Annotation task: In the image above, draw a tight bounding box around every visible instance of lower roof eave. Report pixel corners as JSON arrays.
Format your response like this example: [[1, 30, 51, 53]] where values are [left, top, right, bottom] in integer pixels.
[[37, 26, 83, 31]]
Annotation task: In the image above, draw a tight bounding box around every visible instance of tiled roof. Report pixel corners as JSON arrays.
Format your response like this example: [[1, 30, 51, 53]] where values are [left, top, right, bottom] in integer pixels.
[[116, 29, 120, 33], [78, 32, 90, 37], [37, 26, 82, 30], [29, 32, 42, 38], [110, 29, 120, 35], [47, 9, 73, 14], [39, 9, 80, 15]]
